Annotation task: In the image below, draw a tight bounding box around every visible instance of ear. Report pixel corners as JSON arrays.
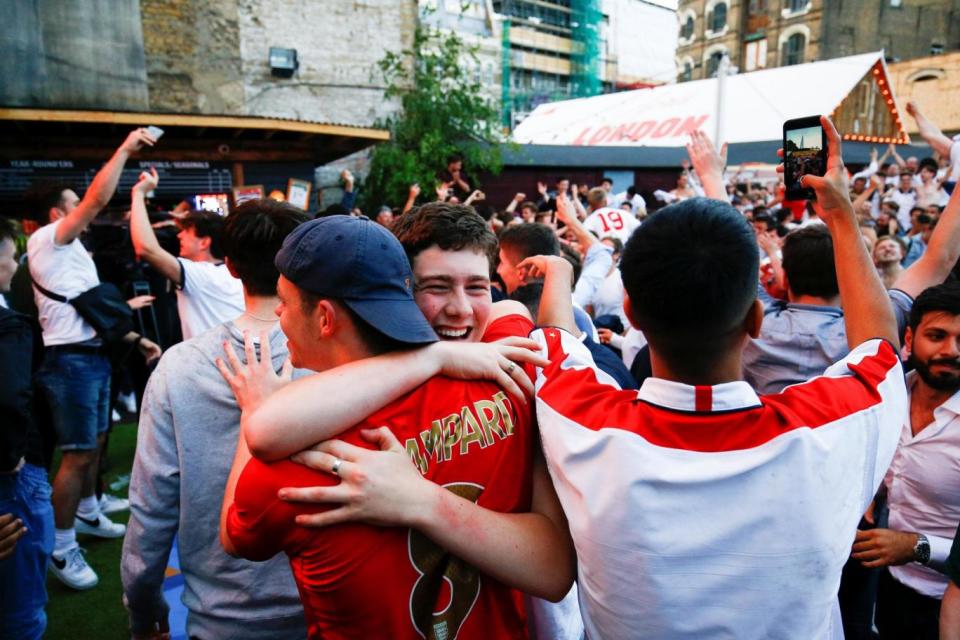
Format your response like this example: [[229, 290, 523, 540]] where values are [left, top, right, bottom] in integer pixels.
[[745, 298, 764, 339], [623, 294, 642, 330], [903, 326, 913, 358], [224, 256, 240, 279], [197, 235, 212, 252], [48, 207, 63, 224], [315, 299, 338, 339]]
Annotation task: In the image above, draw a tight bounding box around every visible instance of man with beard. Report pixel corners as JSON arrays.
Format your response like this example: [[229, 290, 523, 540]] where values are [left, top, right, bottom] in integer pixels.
[[850, 281, 960, 638]]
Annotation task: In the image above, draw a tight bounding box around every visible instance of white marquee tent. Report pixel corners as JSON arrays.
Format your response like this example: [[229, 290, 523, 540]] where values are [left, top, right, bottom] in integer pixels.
[[512, 51, 909, 149]]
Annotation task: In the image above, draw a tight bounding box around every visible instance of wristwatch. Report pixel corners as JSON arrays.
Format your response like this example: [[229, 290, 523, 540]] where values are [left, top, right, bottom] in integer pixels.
[[913, 533, 931, 564]]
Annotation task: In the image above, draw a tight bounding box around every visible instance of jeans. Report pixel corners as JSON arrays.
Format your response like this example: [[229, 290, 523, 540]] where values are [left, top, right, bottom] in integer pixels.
[[36, 349, 110, 451], [0, 463, 54, 640]]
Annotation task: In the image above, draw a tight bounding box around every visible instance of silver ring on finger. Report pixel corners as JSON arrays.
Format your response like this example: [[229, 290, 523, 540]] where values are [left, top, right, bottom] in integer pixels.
[[506, 362, 516, 374], [331, 458, 343, 476]]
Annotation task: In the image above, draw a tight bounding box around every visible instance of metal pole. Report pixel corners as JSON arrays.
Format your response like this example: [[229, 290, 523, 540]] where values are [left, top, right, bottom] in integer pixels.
[[715, 53, 729, 146]]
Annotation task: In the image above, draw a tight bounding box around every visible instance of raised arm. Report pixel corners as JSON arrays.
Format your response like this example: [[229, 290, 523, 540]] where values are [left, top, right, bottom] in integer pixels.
[[402, 184, 421, 215], [56, 128, 155, 246], [801, 116, 898, 348], [518, 254, 579, 335], [893, 182, 960, 298], [505, 192, 525, 214], [129, 168, 181, 284], [686, 130, 728, 201], [219, 336, 549, 461], [906, 101, 954, 158]]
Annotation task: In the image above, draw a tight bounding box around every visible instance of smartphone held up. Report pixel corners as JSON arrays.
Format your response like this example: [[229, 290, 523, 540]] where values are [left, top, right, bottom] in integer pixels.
[[783, 116, 827, 201]]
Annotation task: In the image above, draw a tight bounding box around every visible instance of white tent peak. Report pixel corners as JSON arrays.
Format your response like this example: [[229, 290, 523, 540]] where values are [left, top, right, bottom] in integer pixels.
[[512, 51, 904, 147]]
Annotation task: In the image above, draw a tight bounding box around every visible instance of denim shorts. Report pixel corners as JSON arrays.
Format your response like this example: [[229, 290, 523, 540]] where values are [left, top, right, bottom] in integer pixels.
[[36, 349, 111, 451], [0, 463, 54, 640]]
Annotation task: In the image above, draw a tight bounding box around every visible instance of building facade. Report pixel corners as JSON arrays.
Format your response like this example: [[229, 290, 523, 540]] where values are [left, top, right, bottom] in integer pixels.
[[676, 0, 960, 82], [423, 0, 677, 128]]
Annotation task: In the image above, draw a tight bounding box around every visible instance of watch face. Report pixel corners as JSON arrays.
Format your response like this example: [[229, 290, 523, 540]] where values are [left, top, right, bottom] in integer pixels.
[[916, 537, 931, 564]]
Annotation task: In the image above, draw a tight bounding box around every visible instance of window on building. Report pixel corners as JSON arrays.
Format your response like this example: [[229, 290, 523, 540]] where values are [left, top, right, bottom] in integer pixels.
[[782, 33, 805, 66], [748, 0, 766, 12], [931, 42, 945, 55], [681, 15, 694, 40], [745, 39, 767, 71], [681, 60, 694, 81], [706, 51, 725, 77], [787, 0, 808, 11], [709, 3, 727, 32]]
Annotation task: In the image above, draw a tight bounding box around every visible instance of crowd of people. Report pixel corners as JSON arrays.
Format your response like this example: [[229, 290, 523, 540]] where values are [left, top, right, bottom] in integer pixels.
[[1, 97, 959, 640]]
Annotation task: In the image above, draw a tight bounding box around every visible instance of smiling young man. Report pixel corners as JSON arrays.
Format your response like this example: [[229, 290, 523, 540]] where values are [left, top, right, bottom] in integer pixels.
[[218, 213, 573, 640], [129, 169, 243, 339]]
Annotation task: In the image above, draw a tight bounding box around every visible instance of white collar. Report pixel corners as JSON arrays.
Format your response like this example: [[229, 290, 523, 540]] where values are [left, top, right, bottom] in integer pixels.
[[638, 377, 762, 413]]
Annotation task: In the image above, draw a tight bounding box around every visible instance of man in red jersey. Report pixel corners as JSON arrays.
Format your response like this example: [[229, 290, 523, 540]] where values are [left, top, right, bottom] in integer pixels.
[[217, 213, 573, 640]]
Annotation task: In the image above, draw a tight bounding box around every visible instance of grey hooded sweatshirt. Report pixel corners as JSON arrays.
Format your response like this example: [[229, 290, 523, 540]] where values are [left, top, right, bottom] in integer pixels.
[[121, 321, 306, 639]]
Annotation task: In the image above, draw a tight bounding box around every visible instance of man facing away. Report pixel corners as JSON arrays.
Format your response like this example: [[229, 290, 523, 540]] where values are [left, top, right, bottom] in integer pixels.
[[25, 129, 160, 590], [522, 117, 906, 638], [121, 198, 309, 639], [218, 214, 573, 639], [129, 168, 244, 340]]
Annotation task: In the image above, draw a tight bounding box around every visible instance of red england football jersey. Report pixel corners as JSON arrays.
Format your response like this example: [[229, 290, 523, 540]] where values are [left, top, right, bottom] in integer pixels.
[[227, 315, 536, 640]]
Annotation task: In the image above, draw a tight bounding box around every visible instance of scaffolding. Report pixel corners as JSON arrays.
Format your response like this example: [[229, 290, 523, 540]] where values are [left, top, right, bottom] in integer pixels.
[[570, 0, 602, 97]]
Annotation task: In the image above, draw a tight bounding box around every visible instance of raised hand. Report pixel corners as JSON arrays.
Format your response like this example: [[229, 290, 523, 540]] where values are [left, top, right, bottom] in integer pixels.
[[121, 128, 157, 154], [798, 117, 852, 224], [133, 167, 159, 195], [686, 129, 728, 199], [216, 331, 293, 413]]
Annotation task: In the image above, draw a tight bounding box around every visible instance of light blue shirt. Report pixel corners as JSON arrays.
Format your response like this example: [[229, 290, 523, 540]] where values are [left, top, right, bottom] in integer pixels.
[[743, 287, 912, 395]]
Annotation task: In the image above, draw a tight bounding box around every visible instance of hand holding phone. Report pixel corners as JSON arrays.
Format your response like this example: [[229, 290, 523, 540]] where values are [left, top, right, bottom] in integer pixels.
[[145, 126, 165, 141], [783, 116, 827, 200]]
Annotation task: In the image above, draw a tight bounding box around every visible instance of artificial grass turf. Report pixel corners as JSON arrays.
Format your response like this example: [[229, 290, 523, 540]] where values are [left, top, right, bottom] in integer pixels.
[[44, 421, 137, 640]]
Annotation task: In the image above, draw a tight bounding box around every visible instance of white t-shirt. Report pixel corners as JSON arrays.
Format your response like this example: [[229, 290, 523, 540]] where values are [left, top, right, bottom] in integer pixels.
[[27, 220, 99, 346], [583, 207, 640, 245], [176, 259, 244, 340]]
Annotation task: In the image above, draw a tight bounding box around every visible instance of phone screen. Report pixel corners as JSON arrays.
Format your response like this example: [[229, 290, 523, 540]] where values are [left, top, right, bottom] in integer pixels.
[[783, 117, 826, 201]]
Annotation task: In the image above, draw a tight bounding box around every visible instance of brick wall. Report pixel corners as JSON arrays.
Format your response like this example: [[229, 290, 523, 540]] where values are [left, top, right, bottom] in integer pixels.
[[140, 0, 416, 127]]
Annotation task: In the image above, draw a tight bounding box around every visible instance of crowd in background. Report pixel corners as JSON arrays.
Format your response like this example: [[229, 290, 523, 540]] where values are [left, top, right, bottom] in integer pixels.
[[1, 97, 960, 640]]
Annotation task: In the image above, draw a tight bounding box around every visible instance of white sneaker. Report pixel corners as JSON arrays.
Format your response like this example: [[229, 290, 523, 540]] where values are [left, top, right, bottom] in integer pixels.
[[74, 513, 126, 538], [98, 493, 130, 514], [49, 547, 99, 590], [118, 391, 137, 414]]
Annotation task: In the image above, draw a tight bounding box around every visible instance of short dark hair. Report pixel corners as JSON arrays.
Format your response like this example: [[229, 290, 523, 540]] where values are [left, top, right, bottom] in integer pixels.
[[179, 210, 227, 259], [910, 281, 960, 331], [781, 225, 838, 298], [24, 180, 73, 224], [601, 176, 614, 185], [519, 201, 539, 216], [919, 157, 938, 173], [620, 198, 758, 373], [498, 223, 560, 263], [391, 202, 498, 269], [0, 216, 18, 244], [446, 152, 463, 165], [223, 199, 308, 296]]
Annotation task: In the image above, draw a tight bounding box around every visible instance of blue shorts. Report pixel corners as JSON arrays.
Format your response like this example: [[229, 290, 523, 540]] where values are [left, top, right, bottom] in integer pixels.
[[36, 349, 111, 451], [0, 463, 54, 640]]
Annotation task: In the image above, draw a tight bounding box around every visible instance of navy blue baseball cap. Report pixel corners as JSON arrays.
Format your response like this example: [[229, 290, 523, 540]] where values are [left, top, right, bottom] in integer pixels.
[[275, 215, 437, 345]]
